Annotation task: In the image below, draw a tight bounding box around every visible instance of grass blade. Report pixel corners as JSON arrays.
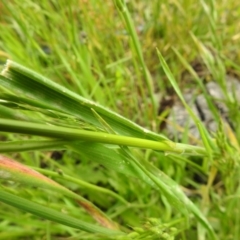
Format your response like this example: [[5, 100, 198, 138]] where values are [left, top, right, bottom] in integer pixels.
[[114, 0, 156, 115], [0, 155, 116, 229], [0, 118, 206, 154], [0, 60, 166, 141], [157, 49, 214, 160], [0, 139, 67, 153], [0, 189, 123, 236]]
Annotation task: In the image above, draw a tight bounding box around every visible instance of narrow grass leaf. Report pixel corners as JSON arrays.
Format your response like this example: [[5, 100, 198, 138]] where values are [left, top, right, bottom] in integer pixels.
[[135, 155, 217, 240], [114, 0, 156, 114], [0, 139, 67, 153], [0, 155, 116, 229], [157, 49, 214, 160], [0, 118, 188, 153], [0, 189, 123, 236], [157, 50, 216, 239], [0, 60, 166, 141], [33, 167, 129, 205]]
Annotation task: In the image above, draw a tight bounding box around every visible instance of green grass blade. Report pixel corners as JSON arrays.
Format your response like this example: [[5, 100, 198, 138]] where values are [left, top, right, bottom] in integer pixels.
[[0, 118, 206, 155], [0, 60, 166, 141], [33, 167, 129, 205], [157, 49, 214, 159], [0, 155, 117, 229], [114, 0, 156, 115], [0, 189, 123, 236], [0, 139, 67, 153], [135, 155, 217, 240]]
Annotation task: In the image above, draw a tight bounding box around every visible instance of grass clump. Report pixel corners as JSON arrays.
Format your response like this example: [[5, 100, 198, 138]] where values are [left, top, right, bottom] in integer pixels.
[[0, 0, 240, 239]]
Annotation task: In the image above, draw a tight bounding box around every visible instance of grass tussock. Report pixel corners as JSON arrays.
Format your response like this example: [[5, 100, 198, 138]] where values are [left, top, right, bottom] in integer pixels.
[[0, 0, 240, 239]]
